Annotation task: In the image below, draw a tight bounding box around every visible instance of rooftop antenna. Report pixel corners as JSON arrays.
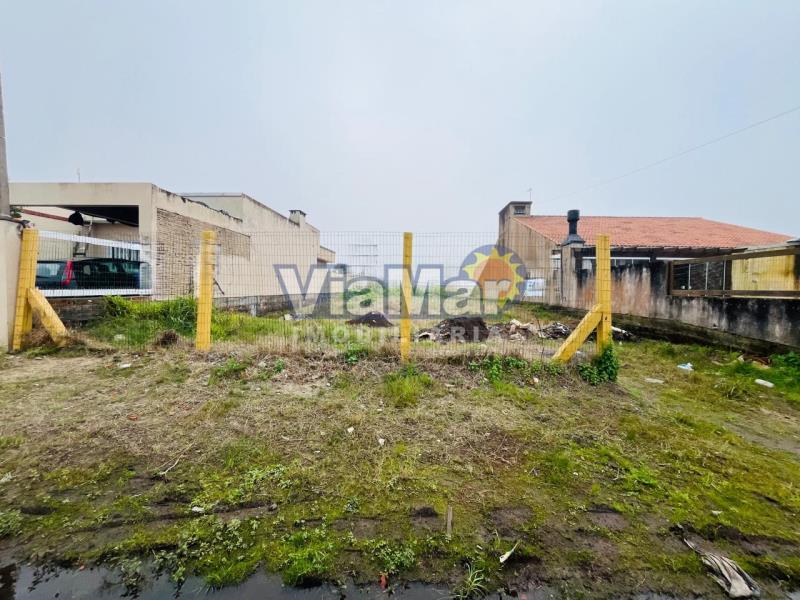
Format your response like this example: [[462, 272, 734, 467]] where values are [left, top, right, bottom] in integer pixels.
[[527, 187, 532, 202]]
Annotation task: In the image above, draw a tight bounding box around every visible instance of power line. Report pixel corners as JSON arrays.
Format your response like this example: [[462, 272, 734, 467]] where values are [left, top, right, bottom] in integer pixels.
[[549, 103, 800, 203]]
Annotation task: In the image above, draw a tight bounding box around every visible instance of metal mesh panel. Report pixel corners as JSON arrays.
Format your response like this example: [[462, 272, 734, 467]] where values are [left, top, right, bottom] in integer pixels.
[[34, 229, 580, 358], [669, 249, 799, 297]]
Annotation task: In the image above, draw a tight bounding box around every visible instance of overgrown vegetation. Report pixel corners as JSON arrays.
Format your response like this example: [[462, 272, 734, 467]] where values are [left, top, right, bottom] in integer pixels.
[[382, 364, 434, 407], [0, 509, 22, 538], [578, 343, 619, 385]]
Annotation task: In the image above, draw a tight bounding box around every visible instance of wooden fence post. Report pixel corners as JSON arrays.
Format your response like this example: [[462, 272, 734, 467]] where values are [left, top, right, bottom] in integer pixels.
[[195, 230, 216, 351], [12, 228, 38, 351], [553, 234, 613, 362], [595, 234, 612, 350], [400, 232, 413, 362]]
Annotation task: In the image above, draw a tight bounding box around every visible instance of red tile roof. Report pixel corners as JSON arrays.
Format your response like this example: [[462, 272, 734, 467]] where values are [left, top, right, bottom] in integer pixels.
[[514, 216, 792, 249]]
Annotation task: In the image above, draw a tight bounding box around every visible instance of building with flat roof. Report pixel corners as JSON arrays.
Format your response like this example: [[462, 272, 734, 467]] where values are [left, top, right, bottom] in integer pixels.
[[11, 182, 334, 304]]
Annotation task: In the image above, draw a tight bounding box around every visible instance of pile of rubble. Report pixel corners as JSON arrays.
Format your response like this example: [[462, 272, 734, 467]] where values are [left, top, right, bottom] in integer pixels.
[[488, 319, 539, 341], [346, 311, 394, 328], [538, 322, 571, 339], [415, 316, 635, 344], [416, 316, 490, 343]]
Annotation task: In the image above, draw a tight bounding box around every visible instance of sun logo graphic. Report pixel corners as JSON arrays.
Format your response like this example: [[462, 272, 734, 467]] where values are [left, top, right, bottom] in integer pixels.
[[460, 245, 526, 311]]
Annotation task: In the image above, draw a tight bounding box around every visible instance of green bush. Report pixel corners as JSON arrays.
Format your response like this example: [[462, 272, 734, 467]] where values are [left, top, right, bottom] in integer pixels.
[[578, 344, 619, 385], [468, 355, 529, 383]]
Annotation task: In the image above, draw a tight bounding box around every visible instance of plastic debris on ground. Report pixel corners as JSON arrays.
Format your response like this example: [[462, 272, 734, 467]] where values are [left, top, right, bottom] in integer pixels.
[[644, 378, 665, 384], [677, 363, 694, 371], [754, 379, 775, 388], [684, 538, 760, 598]]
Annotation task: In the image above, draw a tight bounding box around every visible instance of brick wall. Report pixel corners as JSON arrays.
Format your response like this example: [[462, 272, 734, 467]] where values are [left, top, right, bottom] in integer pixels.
[[154, 208, 250, 299]]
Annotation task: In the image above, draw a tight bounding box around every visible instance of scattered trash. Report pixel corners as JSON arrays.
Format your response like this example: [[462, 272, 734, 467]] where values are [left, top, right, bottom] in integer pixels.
[[684, 538, 760, 598], [532, 376, 540, 385], [644, 377, 665, 384], [346, 426, 355, 434], [711, 510, 723, 516], [677, 363, 694, 371], [0, 472, 13, 485], [378, 438, 386, 447], [191, 506, 205, 514], [611, 326, 636, 341], [126, 414, 139, 421], [346, 311, 393, 327], [113, 334, 126, 342], [379, 573, 388, 589], [538, 322, 571, 339], [416, 316, 490, 343], [118, 363, 132, 369], [499, 540, 520, 564], [754, 379, 774, 388], [283, 313, 293, 321], [268, 502, 278, 512]]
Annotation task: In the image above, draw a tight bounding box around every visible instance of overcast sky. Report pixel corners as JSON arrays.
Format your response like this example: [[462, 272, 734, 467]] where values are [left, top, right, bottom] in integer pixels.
[[1, 1, 798, 234]]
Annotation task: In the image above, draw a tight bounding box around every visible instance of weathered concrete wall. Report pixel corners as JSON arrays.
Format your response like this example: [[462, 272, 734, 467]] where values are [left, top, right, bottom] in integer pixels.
[[564, 260, 800, 350], [498, 216, 560, 304], [0, 221, 21, 351], [154, 208, 250, 299]]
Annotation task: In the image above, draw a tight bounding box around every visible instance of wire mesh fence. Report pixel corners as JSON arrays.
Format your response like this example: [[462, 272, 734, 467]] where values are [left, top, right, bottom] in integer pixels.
[[669, 246, 800, 298], [33, 228, 576, 360]]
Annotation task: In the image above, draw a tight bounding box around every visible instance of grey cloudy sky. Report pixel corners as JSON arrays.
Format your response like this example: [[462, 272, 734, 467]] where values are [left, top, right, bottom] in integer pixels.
[[1, 1, 798, 234]]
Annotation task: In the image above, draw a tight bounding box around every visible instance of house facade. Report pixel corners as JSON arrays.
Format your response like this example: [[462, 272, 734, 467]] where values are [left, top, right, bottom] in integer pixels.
[[498, 201, 794, 305]]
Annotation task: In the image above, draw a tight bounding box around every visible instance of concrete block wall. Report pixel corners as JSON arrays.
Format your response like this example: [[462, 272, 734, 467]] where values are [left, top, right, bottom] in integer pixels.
[[154, 208, 250, 299]]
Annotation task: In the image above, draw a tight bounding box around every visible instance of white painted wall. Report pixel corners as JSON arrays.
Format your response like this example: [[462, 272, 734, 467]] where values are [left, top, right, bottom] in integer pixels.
[[0, 221, 21, 351]]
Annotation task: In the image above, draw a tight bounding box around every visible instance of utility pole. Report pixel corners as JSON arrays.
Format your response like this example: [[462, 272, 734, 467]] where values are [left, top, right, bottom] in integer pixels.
[[0, 72, 10, 216]]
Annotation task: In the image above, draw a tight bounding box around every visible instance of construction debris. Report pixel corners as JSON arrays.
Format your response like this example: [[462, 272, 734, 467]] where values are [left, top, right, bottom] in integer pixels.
[[489, 319, 539, 341], [611, 326, 636, 341], [346, 311, 394, 328], [416, 316, 490, 342], [754, 379, 775, 388], [538, 322, 571, 339], [684, 539, 760, 598]]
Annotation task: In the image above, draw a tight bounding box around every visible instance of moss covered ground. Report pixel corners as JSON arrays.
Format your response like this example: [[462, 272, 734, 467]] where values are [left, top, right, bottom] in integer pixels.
[[1, 314, 799, 597]]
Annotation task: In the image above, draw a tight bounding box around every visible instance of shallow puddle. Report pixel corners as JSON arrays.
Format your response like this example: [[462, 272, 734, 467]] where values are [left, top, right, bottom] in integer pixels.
[[0, 563, 449, 599]]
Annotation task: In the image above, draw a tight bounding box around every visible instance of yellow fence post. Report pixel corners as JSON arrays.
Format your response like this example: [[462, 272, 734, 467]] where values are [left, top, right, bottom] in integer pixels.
[[27, 288, 69, 346], [195, 230, 217, 352], [595, 234, 612, 350], [553, 234, 613, 362], [400, 232, 413, 362], [12, 228, 39, 351]]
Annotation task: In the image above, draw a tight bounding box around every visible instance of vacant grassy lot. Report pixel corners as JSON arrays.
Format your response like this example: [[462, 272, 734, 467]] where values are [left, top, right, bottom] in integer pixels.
[[1, 327, 799, 597]]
